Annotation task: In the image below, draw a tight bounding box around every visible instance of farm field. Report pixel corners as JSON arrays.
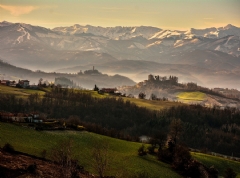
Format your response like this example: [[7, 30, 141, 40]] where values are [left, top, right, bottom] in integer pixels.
[[0, 85, 45, 97], [177, 91, 206, 103], [121, 97, 185, 111]]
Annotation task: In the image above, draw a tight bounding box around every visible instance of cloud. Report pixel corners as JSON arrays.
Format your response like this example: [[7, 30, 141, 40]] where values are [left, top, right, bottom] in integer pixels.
[[0, 4, 38, 16]]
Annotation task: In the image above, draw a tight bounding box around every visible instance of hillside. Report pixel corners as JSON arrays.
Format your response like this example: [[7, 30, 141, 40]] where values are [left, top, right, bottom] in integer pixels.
[[1, 85, 240, 158], [118, 75, 240, 109], [55, 58, 240, 89], [0, 123, 239, 178], [0, 123, 181, 178], [0, 60, 135, 89]]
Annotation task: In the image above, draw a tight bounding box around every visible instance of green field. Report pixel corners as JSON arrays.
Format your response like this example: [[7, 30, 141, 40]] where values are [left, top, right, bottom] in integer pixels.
[[122, 97, 184, 111], [177, 91, 206, 103], [0, 122, 180, 178], [0, 85, 45, 97], [192, 152, 240, 178], [1, 123, 239, 177], [0, 85, 183, 111]]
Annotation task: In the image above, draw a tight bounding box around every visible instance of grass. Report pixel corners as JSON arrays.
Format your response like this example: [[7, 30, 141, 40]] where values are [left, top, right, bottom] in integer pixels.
[[192, 152, 240, 178], [121, 97, 184, 111], [0, 122, 180, 178], [177, 91, 206, 103], [1, 123, 240, 177], [78, 90, 184, 111], [0, 85, 183, 111], [0, 85, 45, 97]]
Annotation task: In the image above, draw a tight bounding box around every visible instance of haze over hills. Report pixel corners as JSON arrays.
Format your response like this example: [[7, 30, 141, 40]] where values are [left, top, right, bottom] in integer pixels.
[[0, 60, 135, 89], [0, 21, 240, 89]]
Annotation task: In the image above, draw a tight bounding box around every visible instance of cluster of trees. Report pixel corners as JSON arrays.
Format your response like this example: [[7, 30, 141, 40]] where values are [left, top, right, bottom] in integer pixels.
[[0, 87, 240, 157], [139, 119, 237, 178]]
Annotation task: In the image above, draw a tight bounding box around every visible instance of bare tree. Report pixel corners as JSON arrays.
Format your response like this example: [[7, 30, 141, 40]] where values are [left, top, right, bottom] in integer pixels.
[[92, 140, 110, 178], [51, 139, 79, 178], [170, 118, 183, 144]]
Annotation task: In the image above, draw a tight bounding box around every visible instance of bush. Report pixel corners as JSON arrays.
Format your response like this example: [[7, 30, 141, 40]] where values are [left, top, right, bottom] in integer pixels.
[[172, 145, 191, 171], [138, 144, 147, 156], [224, 168, 237, 178], [158, 148, 173, 163], [2, 143, 15, 153], [27, 163, 37, 173], [147, 145, 156, 154]]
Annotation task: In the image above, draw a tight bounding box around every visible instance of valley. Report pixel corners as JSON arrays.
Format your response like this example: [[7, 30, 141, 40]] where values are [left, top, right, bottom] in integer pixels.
[[1, 20, 240, 178]]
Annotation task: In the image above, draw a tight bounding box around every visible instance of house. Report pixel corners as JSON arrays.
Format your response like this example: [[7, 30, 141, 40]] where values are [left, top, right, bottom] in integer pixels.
[[139, 135, 151, 143], [30, 112, 43, 123], [13, 113, 27, 122], [100, 88, 117, 93], [0, 80, 10, 86], [0, 112, 14, 122], [18, 80, 30, 88]]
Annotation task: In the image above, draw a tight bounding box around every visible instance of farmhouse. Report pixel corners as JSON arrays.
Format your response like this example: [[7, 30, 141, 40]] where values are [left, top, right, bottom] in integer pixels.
[[0, 112, 42, 123], [0, 80, 10, 86], [100, 88, 117, 93], [18, 80, 30, 88]]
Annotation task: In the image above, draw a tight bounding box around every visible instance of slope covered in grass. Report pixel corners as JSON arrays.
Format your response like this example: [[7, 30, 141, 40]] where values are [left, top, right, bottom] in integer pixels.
[[192, 152, 240, 178], [0, 122, 180, 177], [177, 91, 206, 103], [0, 85, 45, 97]]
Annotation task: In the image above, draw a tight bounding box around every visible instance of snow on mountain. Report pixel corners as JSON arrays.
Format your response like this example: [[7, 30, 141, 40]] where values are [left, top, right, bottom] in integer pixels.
[[53, 25, 161, 40], [0, 21, 240, 64]]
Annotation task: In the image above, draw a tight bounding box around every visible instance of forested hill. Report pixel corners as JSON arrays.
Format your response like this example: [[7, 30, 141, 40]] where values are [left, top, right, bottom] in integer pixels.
[[0, 86, 240, 157], [0, 60, 135, 88]]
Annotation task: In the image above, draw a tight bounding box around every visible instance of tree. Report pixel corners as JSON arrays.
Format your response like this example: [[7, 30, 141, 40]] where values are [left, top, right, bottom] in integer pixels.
[[170, 118, 183, 144], [224, 168, 237, 178], [93, 84, 99, 91], [172, 145, 191, 172], [138, 92, 146, 99], [150, 93, 157, 100], [138, 144, 147, 156], [92, 140, 110, 178], [51, 139, 79, 178]]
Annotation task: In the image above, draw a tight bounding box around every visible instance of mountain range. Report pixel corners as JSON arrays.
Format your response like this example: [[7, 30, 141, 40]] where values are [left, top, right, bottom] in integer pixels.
[[0, 21, 240, 89]]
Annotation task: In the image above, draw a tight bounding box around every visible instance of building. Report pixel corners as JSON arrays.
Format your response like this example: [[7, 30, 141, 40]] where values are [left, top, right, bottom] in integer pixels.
[[100, 88, 117, 93], [148, 74, 154, 81], [0, 80, 10, 86], [18, 80, 30, 88]]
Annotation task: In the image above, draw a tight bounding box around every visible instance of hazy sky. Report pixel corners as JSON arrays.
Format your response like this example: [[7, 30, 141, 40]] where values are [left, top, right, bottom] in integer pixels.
[[0, 0, 239, 30]]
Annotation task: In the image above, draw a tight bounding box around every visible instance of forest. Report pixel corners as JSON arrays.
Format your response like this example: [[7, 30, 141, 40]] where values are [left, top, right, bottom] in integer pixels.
[[0, 86, 240, 157]]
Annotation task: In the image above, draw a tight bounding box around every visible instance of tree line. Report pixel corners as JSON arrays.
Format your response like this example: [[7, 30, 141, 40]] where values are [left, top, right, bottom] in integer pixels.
[[0, 87, 239, 157]]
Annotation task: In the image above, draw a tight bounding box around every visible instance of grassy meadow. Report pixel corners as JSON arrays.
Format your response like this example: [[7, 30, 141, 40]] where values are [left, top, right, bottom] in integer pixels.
[[0, 122, 180, 178], [192, 152, 240, 178], [177, 91, 206, 103], [0, 85, 184, 111], [1, 123, 239, 177], [0, 85, 45, 98]]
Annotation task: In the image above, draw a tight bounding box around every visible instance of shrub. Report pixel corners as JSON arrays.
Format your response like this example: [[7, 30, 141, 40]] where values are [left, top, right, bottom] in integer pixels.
[[172, 145, 191, 171], [2, 143, 15, 153], [147, 145, 156, 154], [138, 144, 147, 156], [224, 168, 237, 178], [27, 163, 37, 173]]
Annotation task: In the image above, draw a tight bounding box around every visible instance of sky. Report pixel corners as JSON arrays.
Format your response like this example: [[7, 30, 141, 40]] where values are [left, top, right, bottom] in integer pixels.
[[0, 0, 239, 30]]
